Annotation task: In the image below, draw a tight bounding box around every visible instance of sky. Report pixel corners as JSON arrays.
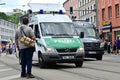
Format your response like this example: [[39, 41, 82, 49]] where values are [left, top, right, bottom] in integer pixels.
[[0, 0, 66, 12]]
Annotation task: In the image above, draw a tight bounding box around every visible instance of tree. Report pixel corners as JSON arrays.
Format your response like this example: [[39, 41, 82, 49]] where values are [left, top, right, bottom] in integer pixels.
[[0, 11, 23, 24], [7, 13, 23, 24], [0, 12, 8, 20]]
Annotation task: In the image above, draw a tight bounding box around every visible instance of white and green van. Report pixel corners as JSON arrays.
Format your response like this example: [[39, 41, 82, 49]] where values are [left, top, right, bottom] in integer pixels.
[[20, 3, 84, 68]]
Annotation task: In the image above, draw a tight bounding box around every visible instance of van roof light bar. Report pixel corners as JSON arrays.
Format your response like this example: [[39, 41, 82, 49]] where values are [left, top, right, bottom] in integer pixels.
[[39, 9, 44, 14], [38, 9, 64, 14]]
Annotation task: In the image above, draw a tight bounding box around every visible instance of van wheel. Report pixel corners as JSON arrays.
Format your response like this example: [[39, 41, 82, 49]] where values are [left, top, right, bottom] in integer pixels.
[[38, 53, 47, 68], [96, 55, 102, 60], [75, 60, 83, 67]]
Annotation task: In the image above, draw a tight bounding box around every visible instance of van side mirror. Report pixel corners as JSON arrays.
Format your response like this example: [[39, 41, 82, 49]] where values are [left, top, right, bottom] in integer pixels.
[[96, 28, 99, 32], [80, 32, 84, 38], [36, 34, 41, 38]]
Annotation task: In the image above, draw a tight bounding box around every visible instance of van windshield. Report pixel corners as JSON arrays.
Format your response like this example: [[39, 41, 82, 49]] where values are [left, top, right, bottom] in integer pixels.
[[40, 22, 77, 36], [75, 23, 99, 39]]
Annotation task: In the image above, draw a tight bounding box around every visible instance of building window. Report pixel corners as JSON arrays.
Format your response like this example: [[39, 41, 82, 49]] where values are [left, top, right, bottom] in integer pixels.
[[102, 8, 106, 21], [94, 4, 96, 10], [82, 0, 84, 5], [85, 8, 87, 14], [83, 10, 85, 15], [91, 16, 93, 22], [79, 1, 81, 7], [88, 7, 89, 13], [85, 0, 86, 4], [115, 4, 119, 17], [108, 6, 112, 19], [91, 6, 92, 10], [94, 16, 96, 22]]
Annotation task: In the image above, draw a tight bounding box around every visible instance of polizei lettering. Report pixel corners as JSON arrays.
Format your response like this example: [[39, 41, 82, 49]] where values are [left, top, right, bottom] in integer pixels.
[[54, 39, 75, 44]]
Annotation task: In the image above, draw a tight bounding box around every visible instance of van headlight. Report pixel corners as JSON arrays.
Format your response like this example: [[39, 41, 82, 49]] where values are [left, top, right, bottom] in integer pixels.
[[77, 46, 84, 53], [45, 47, 56, 52]]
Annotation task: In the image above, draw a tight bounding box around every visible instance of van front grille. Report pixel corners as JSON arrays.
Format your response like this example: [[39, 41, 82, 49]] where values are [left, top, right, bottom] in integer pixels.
[[56, 48, 77, 53]]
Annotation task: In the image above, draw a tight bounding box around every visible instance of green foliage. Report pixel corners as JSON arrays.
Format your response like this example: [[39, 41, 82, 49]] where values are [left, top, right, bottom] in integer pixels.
[[0, 12, 23, 24], [7, 13, 23, 24], [0, 12, 8, 20]]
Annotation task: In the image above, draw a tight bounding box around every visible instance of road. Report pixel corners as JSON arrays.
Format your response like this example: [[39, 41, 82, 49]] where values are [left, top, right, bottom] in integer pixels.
[[0, 53, 120, 80]]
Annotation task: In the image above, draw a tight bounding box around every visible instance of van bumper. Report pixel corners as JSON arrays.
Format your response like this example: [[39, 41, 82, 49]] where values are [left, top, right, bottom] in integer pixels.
[[85, 49, 104, 58], [41, 52, 84, 63]]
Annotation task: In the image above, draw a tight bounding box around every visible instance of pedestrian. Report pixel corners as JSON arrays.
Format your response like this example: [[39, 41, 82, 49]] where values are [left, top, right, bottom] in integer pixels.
[[8, 44, 13, 54], [104, 39, 108, 54], [113, 41, 117, 54], [2, 45, 6, 53], [15, 17, 36, 78], [0, 45, 2, 55], [115, 37, 120, 54], [107, 40, 112, 54], [12, 43, 16, 53]]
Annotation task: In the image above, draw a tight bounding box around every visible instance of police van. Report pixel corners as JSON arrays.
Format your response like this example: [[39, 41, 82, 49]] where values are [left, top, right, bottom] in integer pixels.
[[20, 3, 85, 68], [73, 20, 104, 60]]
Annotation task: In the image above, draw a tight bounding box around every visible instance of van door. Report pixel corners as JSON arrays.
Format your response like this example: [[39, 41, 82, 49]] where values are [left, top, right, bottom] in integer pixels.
[[33, 24, 40, 61]]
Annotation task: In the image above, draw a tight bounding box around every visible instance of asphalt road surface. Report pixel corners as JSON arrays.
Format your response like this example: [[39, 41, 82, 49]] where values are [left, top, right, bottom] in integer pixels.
[[0, 53, 120, 80]]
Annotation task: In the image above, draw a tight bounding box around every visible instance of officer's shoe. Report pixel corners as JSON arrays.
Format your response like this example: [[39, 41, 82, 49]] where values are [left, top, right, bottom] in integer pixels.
[[21, 74, 26, 78], [26, 74, 35, 79]]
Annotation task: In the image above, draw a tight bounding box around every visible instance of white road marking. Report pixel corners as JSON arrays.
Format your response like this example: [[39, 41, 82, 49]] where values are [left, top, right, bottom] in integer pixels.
[[0, 74, 20, 80], [0, 65, 5, 67], [0, 68, 12, 72]]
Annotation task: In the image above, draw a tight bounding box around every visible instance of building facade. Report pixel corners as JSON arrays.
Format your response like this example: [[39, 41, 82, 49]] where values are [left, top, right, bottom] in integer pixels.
[[78, 0, 97, 26], [99, 0, 120, 44], [63, 0, 97, 26], [0, 18, 17, 45], [63, 0, 79, 20]]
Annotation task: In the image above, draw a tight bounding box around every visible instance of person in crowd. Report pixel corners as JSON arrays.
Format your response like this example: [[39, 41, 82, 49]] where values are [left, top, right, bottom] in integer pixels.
[[104, 39, 108, 54], [2, 44, 6, 53], [0, 45, 2, 55], [112, 41, 117, 54], [6, 43, 10, 54], [15, 17, 36, 78], [9, 44, 13, 54], [115, 37, 120, 54], [12, 43, 16, 53], [107, 40, 112, 54]]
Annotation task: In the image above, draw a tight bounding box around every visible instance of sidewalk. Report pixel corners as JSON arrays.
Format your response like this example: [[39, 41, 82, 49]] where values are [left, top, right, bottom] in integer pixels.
[[103, 53, 120, 63]]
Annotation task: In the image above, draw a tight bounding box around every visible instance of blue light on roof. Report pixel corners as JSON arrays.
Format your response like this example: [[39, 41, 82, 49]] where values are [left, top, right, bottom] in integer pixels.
[[85, 18, 89, 22], [59, 10, 63, 14], [39, 9, 43, 14]]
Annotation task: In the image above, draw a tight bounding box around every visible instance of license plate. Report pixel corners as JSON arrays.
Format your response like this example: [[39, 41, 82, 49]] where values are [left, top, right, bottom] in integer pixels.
[[62, 56, 74, 59], [89, 51, 96, 54]]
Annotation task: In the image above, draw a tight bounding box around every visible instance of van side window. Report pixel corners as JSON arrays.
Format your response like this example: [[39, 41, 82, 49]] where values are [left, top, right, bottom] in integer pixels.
[[34, 24, 40, 38], [29, 25, 33, 29]]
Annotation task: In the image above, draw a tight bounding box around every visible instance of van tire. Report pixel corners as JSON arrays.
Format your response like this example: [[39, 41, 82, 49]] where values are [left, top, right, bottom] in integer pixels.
[[38, 53, 47, 68], [96, 55, 102, 60], [75, 60, 83, 67]]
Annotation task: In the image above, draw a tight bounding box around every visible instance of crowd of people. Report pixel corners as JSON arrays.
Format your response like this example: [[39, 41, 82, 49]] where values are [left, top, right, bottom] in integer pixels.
[[103, 37, 120, 54], [0, 43, 16, 55]]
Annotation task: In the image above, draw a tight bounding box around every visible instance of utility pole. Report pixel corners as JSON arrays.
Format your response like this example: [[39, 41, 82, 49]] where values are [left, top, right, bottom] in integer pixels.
[[95, 0, 99, 33], [78, 0, 80, 19]]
